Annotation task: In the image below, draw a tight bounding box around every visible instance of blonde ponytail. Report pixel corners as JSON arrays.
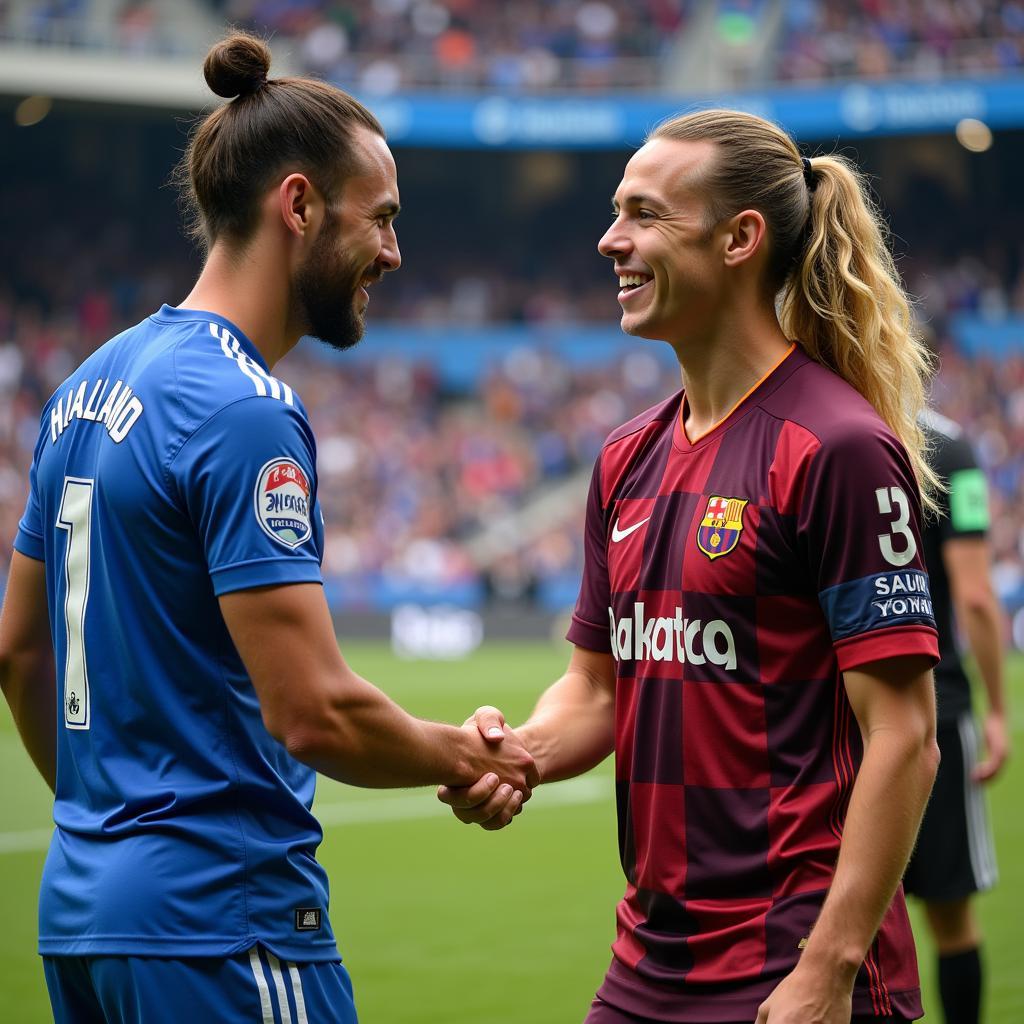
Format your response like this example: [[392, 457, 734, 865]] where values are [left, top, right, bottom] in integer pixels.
[[650, 110, 939, 512], [779, 155, 939, 511]]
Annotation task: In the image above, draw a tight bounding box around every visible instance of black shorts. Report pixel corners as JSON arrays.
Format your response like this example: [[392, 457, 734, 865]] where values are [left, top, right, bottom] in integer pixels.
[[904, 712, 998, 902]]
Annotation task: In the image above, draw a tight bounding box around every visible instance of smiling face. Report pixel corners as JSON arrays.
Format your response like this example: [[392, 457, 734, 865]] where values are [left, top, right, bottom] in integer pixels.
[[598, 138, 728, 345], [295, 127, 401, 352]]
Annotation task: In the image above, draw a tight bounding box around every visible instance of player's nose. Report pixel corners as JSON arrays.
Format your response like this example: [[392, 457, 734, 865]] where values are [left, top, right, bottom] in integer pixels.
[[598, 217, 631, 260], [380, 224, 401, 273]]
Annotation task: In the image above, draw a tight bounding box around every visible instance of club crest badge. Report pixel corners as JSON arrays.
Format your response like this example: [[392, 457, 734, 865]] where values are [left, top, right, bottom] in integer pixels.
[[696, 495, 748, 561], [255, 457, 312, 549]]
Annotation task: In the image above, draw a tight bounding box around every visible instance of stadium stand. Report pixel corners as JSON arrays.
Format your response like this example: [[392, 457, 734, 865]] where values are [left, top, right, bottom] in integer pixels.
[[5, 0, 1023, 90], [1, 264, 1022, 621], [0, 0, 695, 89], [220, 0, 696, 91], [1, 0, 1022, 637], [775, 0, 1024, 83]]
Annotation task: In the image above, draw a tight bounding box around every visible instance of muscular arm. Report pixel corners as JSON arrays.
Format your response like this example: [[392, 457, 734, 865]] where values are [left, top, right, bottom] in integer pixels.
[[219, 583, 535, 793], [758, 655, 939, 1023], [943, 536, 1009, 780], [0, 552, 57, 792]]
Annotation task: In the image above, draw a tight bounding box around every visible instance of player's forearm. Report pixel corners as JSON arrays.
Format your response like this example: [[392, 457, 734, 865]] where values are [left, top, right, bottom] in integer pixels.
[[959, 594, 1007, 714], [222, 585, 508, 790], [283, 676, 479, 789], [517, 669, 615, 783], [802, 725, 938, 978], [0, 647, 57, 792]]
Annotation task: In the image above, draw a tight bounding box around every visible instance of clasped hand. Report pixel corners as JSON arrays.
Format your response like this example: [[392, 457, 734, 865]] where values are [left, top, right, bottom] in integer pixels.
[[438, 706, 537, 831]]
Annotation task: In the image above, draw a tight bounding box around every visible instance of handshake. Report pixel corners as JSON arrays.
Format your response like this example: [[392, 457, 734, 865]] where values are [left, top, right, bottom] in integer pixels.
[[438, 706, 537, 832]]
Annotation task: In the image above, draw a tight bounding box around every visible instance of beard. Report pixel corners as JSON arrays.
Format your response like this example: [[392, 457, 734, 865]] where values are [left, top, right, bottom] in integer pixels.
[[294, 216, 369, 353]]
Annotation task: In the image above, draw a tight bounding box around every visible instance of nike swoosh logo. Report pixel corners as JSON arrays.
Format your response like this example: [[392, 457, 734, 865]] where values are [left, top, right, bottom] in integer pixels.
[[611, 516, 651, 542]]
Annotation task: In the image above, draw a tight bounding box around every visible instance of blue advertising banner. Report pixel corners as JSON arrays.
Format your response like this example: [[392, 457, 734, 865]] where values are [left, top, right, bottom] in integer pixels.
[[356, 76, 1024, 148], [308, 317, 1022, 391]]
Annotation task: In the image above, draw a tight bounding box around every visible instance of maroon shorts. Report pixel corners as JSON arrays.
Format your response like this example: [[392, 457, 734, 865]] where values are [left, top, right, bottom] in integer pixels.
[[584, 996, 910, 1024]]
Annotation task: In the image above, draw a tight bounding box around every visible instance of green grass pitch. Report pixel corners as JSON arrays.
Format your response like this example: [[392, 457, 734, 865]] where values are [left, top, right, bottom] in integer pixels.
[[1, 644, 1022, 1022]]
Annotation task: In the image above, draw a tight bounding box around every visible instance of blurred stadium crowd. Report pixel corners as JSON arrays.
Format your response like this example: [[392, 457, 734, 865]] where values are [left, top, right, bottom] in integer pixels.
[[1, 225, 1022, 623], [776, 0, 1024, 82], [221, 0, 693, 91], [2, 0, 1023, 636], [4, 0, 1024, 88]]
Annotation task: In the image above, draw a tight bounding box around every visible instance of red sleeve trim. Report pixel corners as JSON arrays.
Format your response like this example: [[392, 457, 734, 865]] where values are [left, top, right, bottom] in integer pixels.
[[833, 624, 939, 672], [566, 613, 612, 653]]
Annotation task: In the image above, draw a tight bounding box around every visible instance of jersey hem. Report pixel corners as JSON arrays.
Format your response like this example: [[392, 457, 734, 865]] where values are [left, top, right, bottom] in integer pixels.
[[13, 530, 45, 562], [833, 624, 939, 672], [598, 955, 922, 1022], [38, 934, 341, 961], [211, 558, 323, 596]]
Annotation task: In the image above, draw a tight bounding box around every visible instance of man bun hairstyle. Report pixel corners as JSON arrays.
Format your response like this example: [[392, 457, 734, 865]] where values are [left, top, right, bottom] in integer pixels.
[[203, 33, 270, 98], [650, 109, 939, 512], [175, 31, 384, 252]]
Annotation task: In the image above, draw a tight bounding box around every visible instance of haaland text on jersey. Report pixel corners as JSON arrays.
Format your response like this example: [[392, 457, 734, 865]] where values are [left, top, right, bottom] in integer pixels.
[[49, 378, 144, 445], [608, 603, 737, 669]]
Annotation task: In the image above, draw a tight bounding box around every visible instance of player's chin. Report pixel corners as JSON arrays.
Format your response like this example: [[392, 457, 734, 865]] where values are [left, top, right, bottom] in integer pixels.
[[619, 314, 663, 341], [618, 310, 641, 336]]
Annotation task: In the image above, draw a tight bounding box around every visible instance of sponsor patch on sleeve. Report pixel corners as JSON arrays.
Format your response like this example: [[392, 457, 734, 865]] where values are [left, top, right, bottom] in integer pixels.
[[819, 570, 935, 641], [254, 457, 312, 549]]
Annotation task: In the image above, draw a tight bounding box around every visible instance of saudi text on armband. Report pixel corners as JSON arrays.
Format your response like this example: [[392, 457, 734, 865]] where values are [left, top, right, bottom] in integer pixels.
[[819, 570, 935, 640]]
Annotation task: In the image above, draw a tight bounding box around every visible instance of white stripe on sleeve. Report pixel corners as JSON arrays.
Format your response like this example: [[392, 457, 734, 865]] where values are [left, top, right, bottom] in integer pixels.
[[233, 337, 280, 399], [228, 334, 270, 397], [248, 350, 294, 406]]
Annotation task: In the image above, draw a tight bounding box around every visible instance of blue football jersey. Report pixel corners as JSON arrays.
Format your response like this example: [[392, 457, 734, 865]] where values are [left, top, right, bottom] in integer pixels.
[[15, 304, 339, 961]]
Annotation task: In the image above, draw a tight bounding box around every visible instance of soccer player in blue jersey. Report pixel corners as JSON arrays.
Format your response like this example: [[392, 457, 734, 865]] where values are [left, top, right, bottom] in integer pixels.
[[0, 33, 535, 1024]]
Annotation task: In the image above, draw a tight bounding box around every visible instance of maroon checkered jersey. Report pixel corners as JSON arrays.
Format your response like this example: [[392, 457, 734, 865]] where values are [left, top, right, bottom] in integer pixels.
[[568, 344, 938, 1023]]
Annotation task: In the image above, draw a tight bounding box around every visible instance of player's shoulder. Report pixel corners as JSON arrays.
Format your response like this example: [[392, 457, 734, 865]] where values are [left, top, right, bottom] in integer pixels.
[[137, 309, 314, 476], [762, 348, 898, 456], [602, 390, 681, 451], [153, 308, 306, 416], [593, 391, 681, 506]]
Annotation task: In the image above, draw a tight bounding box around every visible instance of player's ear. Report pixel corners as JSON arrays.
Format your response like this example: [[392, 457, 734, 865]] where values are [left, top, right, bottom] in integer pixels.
[[722, 209, 766, 269], [277, 173, 322, 241]]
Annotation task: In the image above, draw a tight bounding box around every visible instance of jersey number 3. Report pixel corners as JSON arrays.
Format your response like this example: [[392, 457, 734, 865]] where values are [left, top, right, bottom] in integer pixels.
[[875, 485, 918, 568], [56, 477, 93, 730]]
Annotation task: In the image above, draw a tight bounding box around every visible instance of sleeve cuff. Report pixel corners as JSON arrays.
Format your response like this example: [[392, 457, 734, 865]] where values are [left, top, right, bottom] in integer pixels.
[[566, 613, 612, 653], [211, 556, 323, 596], [945, 528, 987, 540], [13, 529, 45, 562], [833, 624, 939, 673]]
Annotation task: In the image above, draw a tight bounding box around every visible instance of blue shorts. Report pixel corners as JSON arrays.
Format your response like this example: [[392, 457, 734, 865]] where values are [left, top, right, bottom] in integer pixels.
[[43, 945, 356, 1023]]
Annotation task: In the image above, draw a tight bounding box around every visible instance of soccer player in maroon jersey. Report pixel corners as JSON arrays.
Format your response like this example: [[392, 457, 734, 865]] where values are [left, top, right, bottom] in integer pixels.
[[441, 109, 942, 1024]]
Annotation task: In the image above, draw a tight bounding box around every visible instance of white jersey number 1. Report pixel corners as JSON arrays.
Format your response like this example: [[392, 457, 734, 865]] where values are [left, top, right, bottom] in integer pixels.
[[56, 477, 93, 730]]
